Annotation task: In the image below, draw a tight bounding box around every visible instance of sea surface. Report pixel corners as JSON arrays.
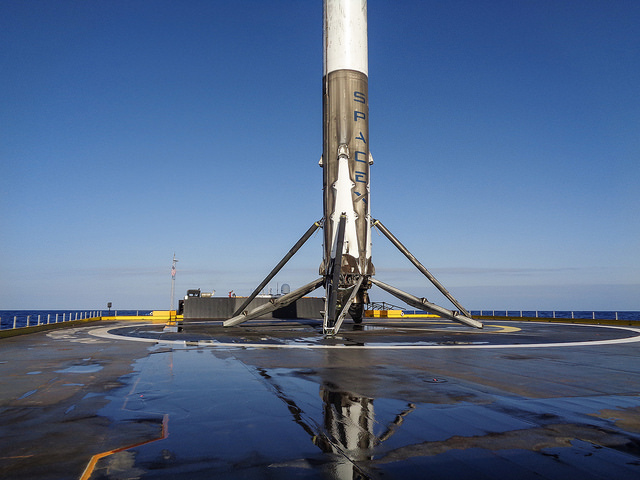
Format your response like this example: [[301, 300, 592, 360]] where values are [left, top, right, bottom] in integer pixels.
[[1, 309, 639, 330]]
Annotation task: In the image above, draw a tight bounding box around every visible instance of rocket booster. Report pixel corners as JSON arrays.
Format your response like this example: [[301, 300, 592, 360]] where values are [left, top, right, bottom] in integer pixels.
[[321, 0, 373, 281], [225, 0, 479, 333]]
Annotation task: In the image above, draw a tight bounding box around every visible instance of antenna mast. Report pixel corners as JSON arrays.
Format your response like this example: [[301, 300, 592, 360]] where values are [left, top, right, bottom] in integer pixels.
[[170, 253, 178, 311]]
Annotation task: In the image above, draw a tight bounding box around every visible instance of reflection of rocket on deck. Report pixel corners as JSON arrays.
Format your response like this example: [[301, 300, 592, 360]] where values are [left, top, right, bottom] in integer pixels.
[[224, 0, 481, 334], [256, 363, 418, 480]]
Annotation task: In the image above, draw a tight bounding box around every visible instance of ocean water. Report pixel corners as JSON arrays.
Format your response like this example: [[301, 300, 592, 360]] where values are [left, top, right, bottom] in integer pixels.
[[0, 310, 152, 330]]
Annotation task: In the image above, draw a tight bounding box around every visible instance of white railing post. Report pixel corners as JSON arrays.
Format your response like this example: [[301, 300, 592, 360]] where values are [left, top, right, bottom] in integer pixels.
[[14, 316, 17, 329], [37, 315, 41, 326], [27, 315, 30, 327]]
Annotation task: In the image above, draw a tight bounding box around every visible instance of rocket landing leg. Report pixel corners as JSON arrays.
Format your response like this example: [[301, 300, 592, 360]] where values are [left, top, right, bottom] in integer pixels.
[[223, 220, 322, 328], [224, 278, 324, 327], [232, 220, 322, 319], [322, 213, 369, 335], [324, 214, 346, 331], [371, 219, 482, 329], [324, 275, 364, 336]]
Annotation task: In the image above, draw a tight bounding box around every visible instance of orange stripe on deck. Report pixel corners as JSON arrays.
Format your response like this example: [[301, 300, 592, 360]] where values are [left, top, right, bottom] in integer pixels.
[[79, 414, 169, 480]]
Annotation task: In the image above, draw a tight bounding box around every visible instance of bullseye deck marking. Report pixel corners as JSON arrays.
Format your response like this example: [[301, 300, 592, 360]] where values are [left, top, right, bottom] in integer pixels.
[[88, 323, 640, 350]]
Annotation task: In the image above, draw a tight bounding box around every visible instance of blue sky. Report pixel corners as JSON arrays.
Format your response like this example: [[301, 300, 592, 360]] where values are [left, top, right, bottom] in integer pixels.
[[1, 0, 638, 311]]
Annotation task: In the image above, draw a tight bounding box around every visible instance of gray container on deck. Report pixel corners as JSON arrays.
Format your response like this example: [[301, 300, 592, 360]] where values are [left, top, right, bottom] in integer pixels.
[[183, 297, 324, 321]]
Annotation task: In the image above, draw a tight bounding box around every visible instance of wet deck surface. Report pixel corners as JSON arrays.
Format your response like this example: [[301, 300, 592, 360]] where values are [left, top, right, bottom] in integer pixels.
[[1, 319, 640, 479]]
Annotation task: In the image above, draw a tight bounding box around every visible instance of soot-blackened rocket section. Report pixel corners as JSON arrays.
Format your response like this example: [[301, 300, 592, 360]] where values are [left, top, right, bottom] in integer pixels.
[[224, 0, 481, 334]]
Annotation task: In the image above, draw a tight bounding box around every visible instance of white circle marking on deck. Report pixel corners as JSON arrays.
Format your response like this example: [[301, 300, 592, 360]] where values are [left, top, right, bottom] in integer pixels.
[[87, 323, 640, 350]]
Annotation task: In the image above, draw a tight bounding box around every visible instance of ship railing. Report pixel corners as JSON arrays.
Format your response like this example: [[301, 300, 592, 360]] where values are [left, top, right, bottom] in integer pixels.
[[0, 311, 109, 330], [368, 309, 635, 322]]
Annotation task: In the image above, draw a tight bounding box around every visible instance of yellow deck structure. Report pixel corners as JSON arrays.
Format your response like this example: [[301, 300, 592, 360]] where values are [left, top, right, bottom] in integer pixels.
[[365, 309, 440, 319]]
